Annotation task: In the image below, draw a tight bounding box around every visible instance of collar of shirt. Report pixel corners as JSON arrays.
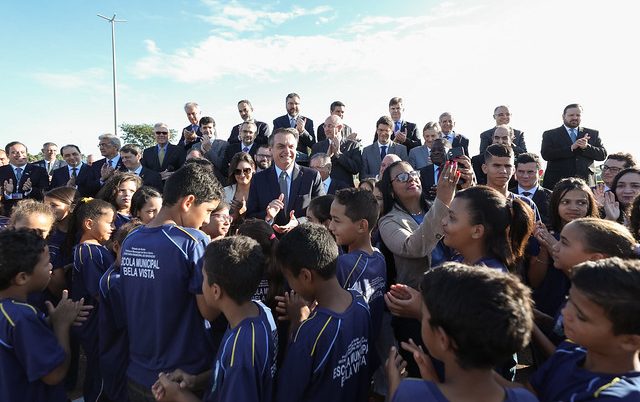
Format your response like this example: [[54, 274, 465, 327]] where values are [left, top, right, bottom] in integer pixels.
[[378, 142, 390, 149], [442, 131, 454, 141], [274, 164, 294, 180], [241, 142, 254, 152], [322, 176, 332, 189], [68, 163, 83, 174], [563, 125, 578, 135], [108, 155, 121, 166], [9, 163, 26, 171], [157, 143, 168, 151], [130, 165, 143, 175], [517, 185, 538, 197]]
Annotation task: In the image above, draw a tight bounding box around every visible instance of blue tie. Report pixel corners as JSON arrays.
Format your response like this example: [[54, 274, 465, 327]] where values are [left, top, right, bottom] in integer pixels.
[[395, 121, 401, 132], [15, 167, 23, 183], [380, 145, 388, 159], [569, 128, 577, 143]]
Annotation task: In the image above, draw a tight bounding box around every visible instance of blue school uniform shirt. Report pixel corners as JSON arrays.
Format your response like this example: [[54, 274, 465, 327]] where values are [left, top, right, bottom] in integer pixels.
[[453, 254, 507, 272], [0, 298, 67, 402], [205, 301, 278, 402], [99, 264, 129, 401], [114, 212, 131, 230], [392, 378, 538, 401], [276, 290, 372, 402], [530, 341, 640, 401], [527, 235, 571, 317], [120, 224, 213, 388]]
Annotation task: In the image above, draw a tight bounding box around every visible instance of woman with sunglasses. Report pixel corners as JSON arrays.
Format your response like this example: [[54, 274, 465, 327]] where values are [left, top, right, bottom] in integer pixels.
[[377, 159, 460, 378], [223, 152, 255, 231]]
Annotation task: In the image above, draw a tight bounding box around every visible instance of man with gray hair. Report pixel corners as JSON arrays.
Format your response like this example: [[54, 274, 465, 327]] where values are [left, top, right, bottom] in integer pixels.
[[142, 122, 186, 181], [34, 142, 66, 177], [311, 115, 362, 187], [309, 153, 349, 195], [178, 101, 203, 150], [479, 105, 527, 154], [92, 133, 124, 186]]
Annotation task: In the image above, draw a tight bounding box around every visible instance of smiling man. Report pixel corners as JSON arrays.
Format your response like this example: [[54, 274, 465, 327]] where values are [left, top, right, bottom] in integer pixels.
[[50, 144, 99, 197], [373, 97, 420, 151], [272, 93, 316, 165], [0, 141, 49, 213], [227, 99, 270, 146], [479, 105, 527, 154], [361, 116, 408, 179]]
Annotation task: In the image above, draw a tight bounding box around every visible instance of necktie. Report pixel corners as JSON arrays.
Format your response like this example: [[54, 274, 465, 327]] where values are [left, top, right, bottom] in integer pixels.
[[380, 145, 388, 159], [46, 162, 52, 174], [522, 191, 532, 197], [434, 166, 439, 182], [324, 182, 329, 193], [107, 159, 113, 168], [15, 167, 23, 183], [290, 117, 296, 128], [158, 147, 166, 166], [279, 171, 289, 212], [243, 146, 249, 153], [395, 121, 401, 132], [569, 128, 577, 143], [71, 167, 78, 179]]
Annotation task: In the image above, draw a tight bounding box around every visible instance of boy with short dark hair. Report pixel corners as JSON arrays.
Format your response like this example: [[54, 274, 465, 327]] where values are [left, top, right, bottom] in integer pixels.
[[119, 163, 223, 400], [152, 235, 278, 402], [0, 228, 87, 402], [275, 223, 372, 402], [386, 262, 537, 402], [529, 257, 640, 400]]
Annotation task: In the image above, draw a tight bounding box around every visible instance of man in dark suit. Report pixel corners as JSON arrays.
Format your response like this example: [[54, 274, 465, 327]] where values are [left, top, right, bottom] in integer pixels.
[[227, 100, 270, 146], [373, 97, 421, 151], [1, 141, 49, 213], [33, 142, 66, 179], [311, 115, 361, 187], [419, 138, 450, 201], [222, 121, 259, 178], [120, 144, 164, 193], [472, 125, 521, 186], [246, 128, 325, 229], [541, 103, 607, 189], [479, 106, 527, 154], [272, 93, 315, 165], [50, 144, 99, 197], [439, 112, 469, 157], [316, 101, 354, 143], [177, 101, 203, 151], [511, 152, 552, 225], [309, 153, 349, 195], [142, 122, 186, 181], [92, 133, 125, 190], [361, 116, 408, 179]]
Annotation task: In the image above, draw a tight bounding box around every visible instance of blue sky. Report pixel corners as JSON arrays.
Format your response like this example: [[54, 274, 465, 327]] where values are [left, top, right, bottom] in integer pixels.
[[1, 0, 638, 165]]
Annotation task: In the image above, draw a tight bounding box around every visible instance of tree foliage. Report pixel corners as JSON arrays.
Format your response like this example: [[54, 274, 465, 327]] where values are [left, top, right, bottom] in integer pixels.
[[120, 123, 178, 149]]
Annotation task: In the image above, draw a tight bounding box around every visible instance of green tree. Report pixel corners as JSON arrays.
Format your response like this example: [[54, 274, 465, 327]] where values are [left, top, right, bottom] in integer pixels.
[[120, 123, 177, 149]]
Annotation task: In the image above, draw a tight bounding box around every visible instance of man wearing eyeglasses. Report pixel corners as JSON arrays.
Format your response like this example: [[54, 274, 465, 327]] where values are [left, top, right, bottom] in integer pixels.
[[599, 153, 637, 191], [253, 145, 272, 172], [311, 115, 362, 187], [309, 153, 348, 195], [222, 121, 259, 177], [479, 106, 527, 154], [142, 122, 186, 181]]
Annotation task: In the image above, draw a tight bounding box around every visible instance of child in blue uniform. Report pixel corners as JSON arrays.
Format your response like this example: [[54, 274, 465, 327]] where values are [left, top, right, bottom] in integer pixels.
[[529, 257, 640, 400], [0, 228, 87, 402], [71, 197, 116, 402], [275, 223, 372, 402], [96, 172, 142, 230], [152, 235, 278, 402], [99, 220, 143, 402], [119, 163, 223, 400], [386, 262, 538, 402]]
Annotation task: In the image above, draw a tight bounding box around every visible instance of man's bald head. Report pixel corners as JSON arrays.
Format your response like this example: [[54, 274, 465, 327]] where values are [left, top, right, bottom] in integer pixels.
[[380, 154, 402, 177]]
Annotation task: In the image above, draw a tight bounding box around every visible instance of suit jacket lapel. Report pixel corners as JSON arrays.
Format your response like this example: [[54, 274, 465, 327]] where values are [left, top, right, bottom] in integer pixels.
[[289, 165, 303, 212]]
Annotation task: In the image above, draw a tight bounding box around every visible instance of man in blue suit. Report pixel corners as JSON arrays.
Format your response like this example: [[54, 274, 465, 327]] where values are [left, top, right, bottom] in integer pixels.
[[50, 144, 99, 197], [246, 128, 325, 230], [272, 93, 315, 165], [1, 141, 49, 214]]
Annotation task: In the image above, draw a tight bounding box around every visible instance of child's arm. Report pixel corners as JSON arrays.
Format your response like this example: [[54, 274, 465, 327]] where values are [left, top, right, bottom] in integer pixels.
[[274, 291, 314, 335], [385, 346, 408, 399], [399, 338, 439, 381], [152, 373, 200, 402], [41, 290, 84, 385]]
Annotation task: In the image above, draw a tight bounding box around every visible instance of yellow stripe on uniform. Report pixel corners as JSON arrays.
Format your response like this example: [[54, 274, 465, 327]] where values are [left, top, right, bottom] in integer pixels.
[[230, 327, 242, 367], [174, 226, 198, 242], [594, 377, 621, 398], [11, 300, 37, 314], [343, 254, 363, 287], [251, 323, 256, 367], [0, 304, 15, 327], [311, 317, 332, 356]]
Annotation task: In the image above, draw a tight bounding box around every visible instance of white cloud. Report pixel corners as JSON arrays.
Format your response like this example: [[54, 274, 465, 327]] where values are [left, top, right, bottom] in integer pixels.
[[32, 68, 112, 93]]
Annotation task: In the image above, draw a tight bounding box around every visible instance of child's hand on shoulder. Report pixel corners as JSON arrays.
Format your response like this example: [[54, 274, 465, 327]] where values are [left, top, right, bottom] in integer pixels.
[[46, 290, 86, 329]]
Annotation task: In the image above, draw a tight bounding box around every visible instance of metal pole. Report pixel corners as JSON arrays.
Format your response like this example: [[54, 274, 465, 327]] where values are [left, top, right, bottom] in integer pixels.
[[98, 14, 126, 137]]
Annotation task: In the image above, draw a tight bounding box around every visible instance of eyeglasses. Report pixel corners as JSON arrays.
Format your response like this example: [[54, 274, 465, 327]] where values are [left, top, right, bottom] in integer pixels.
[[155, 131, 169, 135], [234, 168, 253, 176], [602, 165, 622, 173], [211, 214, 232, 222], [392, 170, 420, 183], [256, 154, 272, 159]]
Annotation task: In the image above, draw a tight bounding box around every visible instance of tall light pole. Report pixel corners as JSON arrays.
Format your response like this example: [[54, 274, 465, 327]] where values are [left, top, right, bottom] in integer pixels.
[[97, 13, 126, 137]]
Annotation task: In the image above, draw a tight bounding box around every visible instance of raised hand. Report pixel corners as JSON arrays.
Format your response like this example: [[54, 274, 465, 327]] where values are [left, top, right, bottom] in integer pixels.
[[3, 178, 14, 194], [436, 161, 461, 206], [384, 284, 422, 319], [400, 338, 439, 381], [273, 210, 299, 234], [46, 290, 85, 329], [593, 182, 606, 207], [386, 346, 408, 399], [603, 191, 620, 221], [266, 193, 285, 221]]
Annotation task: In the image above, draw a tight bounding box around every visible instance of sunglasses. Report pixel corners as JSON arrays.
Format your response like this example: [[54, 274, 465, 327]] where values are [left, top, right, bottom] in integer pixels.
[[155, 131, 169, 135], [234, 168, 253, 176], [392, 170, 420, 183]]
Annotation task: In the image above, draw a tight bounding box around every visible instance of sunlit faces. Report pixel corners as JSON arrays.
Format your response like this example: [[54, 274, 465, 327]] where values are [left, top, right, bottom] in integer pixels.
[[136, 196, 162, 224], [98, 139, 118, 158], [558, 190, 590, 225], [439, 114, 454, 133], [323, 116, 343, 142], [0, 150, 8, 166], [154, 125, 170, 145], [331, 105, 345, 119], [441, 197, 479, 251], [422, 128, 439, 149], [120, 151, 142, 171], [61, 146, 82, 167], [202, 206, 232, 239], [240, 123, 256, 146], [515, 162, 540, 189], [43, 144, 58, 161], [234, 160, 254, 186], [254, 147, 272, 170], [615, 172, 640, 206], [376, 123, 393, 145], [286, 96, 300, 117], [13, 213, 55, 239], [185, 105, 201, 125], [44, 196, 72, 222], [389, 163, 422, 204], [8, 143, 28, 166], [183, 199, 219, 229], [86, 208, 115, 244], [271, 132, 297, 170], [116, 180, 139, 212], [563, 106, 582, 129], [600, 159, 626, 188], [429, 140, 449, 166], [329, 201, 364, 247], [493, 106, 511, 125], [238, 102, 253, 122], [492, 127, 512, 146], [482, 155, 514, 188], [30, 248, 53, 292], [200, 123, 215, 138], [389, 103, 403, 122], [306, 208, 330, 228], [551, 221, 600, 274], [562, 286, 615, 350]]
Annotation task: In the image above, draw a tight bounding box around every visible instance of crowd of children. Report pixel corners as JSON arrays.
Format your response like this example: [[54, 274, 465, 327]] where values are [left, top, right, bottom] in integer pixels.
[[2, 151, 640, 402]]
